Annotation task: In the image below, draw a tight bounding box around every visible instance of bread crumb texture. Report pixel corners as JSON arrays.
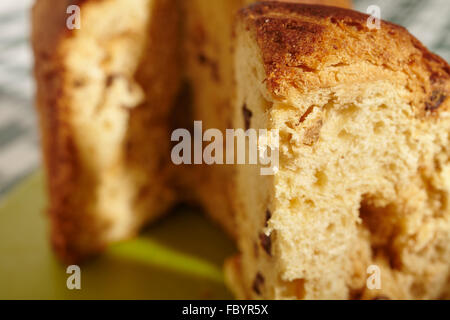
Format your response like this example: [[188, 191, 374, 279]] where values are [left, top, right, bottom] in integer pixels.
[[232, 2, 450, 299]]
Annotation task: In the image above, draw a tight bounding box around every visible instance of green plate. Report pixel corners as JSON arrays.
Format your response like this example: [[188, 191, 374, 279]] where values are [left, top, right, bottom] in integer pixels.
[[0, 171, 236, 300]]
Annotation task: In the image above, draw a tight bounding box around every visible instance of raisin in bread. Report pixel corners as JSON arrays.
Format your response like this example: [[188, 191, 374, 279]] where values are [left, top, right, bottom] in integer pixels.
[[227, 2, 450, 300], [32, 0, 179, 263]]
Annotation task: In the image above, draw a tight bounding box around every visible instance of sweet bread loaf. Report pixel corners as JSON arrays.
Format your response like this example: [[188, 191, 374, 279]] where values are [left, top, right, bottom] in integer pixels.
[[32, 0, 180, 263], [228, 2, 450, 299]]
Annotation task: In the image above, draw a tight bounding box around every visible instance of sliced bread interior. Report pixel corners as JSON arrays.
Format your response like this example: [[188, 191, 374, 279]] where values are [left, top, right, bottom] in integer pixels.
[[229, 2, 450, 299]]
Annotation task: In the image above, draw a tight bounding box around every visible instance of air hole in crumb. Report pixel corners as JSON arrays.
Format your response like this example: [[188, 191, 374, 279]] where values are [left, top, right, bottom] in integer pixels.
[[295, 279, 306, 299], [340, 104, 360, 117], [314, 170, 328, 188], [382, 162, 397, 173], [305, 199, 315, 208], [373, 121, 385, 135], [285, 279, 306, 299], [292, 199, 315, 209], [338, 129, 355, 141], [359, 197, 402, 270], [289, 198, 301, 210]]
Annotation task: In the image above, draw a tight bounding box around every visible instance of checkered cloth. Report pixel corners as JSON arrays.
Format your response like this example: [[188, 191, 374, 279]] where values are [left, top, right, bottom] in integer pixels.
[[0, 0, 449, 197], [0, 0, 38, 197]]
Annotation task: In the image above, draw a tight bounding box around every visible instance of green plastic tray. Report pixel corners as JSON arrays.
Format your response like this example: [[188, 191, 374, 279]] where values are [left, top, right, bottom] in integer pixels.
[[0, 171, 236, 299]]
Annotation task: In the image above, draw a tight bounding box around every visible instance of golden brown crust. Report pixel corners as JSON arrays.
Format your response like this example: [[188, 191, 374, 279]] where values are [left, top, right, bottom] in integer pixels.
[[32, 0, 104, 263], [239, 2, 450, 115], [277, 0, 351, 8]]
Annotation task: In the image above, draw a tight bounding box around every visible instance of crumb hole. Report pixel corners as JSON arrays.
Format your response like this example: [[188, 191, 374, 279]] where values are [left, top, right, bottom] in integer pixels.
[[305, 199, 315, 208], [338, 129, 355, 141], [340, 104, 360, 118], [285, 279, 307, 299], [359, 196, 402, 270], [294, 279, 306, 299], [314, 170, 328, 188], [373, 121, 385, 135], [289, 198, 301, 210]]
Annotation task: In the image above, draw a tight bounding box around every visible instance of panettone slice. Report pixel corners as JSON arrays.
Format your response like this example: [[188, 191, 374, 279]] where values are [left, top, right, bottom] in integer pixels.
[[32, 0, 180, 263], [230, 2, 450, 299]]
